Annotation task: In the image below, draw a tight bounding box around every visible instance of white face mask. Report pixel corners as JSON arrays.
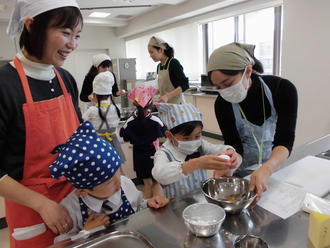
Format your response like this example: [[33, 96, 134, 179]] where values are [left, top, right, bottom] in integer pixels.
[[176, 139, 202, 155], [217, 68, 249, 103]]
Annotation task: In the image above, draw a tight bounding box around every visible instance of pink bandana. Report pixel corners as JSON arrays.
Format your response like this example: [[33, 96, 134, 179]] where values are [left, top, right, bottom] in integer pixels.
[[128, 86, 158, 108]]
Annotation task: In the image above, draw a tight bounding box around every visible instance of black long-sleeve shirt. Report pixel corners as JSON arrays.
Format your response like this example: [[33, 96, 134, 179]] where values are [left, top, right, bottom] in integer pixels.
[[157, 58, 189, 92], [0, 63, 82, 180], [79, 71, 119, 102], [214, 74, 298, 157]]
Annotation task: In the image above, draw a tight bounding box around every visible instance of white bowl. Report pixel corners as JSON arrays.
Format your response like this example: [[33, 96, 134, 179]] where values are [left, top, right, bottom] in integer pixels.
[[182, 203, 226, 237]]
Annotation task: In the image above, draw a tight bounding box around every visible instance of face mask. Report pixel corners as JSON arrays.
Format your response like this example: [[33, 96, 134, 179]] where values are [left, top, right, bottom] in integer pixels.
[[217, 68, 249, 103], [176, 139, 202, 155]]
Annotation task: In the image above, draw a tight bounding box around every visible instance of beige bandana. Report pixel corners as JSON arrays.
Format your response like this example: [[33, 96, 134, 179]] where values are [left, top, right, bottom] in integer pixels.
[[148, 36, 166, 50], [207, 43, 255, 72]]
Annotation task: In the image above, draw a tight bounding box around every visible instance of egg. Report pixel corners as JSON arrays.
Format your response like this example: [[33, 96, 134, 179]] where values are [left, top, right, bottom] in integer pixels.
[[218, 154, 230, 160]]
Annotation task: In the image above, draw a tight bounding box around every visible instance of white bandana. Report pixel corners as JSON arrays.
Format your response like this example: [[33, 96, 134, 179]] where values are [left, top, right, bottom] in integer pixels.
[[7, 0, 79, 38], [92, 54, 111, 68]]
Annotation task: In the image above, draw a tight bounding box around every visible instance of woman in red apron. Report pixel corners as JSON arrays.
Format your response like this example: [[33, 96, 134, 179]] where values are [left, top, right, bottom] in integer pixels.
[[0, 1, 83, 247]]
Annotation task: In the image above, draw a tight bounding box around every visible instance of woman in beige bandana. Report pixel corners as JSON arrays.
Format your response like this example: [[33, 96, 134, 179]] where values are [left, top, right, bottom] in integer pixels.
[[148, 36, 189, 103], [207, 43, 298, 203]]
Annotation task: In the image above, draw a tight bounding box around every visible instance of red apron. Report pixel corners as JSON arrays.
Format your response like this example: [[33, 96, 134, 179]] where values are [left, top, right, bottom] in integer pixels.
[[5, 57, 80, 248]]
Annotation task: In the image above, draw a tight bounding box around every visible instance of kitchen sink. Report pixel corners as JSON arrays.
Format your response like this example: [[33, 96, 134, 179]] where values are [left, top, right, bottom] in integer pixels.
[[64, 231, 155, 248]]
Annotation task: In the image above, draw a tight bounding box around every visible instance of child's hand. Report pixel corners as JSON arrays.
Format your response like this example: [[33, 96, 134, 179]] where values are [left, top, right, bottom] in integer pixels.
[[83, 212, 110, 231], [199, 155, 235, 170], [158, 94, 169, 103], [147, 196, 169, 209], [182, 155, 234, 175], [117, 90, 127, 96], [88, 94, 97, 102]]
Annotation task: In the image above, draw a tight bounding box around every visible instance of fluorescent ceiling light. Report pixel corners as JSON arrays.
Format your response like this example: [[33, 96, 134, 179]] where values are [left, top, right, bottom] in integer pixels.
[[89, 12, 111, 18]]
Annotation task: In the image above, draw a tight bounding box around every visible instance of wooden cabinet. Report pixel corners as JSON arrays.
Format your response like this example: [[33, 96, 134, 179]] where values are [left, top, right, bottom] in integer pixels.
[[196, 96, 221, 135]]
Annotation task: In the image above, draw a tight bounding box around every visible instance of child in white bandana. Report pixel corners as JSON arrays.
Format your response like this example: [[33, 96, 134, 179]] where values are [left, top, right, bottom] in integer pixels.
[[83, 71, 126, 167]]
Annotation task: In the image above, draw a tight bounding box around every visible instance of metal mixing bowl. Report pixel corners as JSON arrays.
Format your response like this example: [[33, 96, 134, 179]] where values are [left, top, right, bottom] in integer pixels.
[[182, 203, 226, 237], [234, 235, 268, 248], [201, 177, 256, 214]]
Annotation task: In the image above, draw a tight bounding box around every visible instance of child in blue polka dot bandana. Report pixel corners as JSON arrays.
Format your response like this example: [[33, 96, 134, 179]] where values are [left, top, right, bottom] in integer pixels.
[[50, 121, 169, 243]]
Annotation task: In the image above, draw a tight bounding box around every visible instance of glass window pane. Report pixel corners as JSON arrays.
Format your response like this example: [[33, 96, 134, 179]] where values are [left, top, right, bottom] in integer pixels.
[[208, 17, 235, 55], [237, 15, 245, 43], [244, 8, 274, 74]]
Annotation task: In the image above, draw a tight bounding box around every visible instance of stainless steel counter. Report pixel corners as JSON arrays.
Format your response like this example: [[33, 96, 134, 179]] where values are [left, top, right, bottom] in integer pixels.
[[53, 134, 330, 248], [183, 91, 218, 98]]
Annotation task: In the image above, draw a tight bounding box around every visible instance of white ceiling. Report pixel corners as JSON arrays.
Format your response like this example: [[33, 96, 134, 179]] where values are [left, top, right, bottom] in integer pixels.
[[0, 0, 188, 27]]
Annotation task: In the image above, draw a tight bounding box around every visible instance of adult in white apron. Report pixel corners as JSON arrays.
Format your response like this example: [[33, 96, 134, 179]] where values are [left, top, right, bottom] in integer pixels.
[[207, 43, 298, 202], [148, 36, 189, 104]]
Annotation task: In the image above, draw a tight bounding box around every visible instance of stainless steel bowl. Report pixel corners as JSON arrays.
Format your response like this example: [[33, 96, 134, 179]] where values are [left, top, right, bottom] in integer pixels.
[[234, 235, 268, 248], [201, 177, 256, 214], [182, 203, 226, 237]]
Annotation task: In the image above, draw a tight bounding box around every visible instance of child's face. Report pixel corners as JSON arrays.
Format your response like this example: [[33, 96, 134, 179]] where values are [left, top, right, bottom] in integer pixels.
[[167, 125, 202, 147], [86, 171, 121, 200], [98, 65, 110, 73]]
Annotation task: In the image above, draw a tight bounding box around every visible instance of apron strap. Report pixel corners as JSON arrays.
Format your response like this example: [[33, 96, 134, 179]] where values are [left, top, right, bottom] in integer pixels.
[[98, 105, 111, 130], [258, 76, 276, 116], [53, 68, 70, 97], [162, 148, 180, 162], [13, 57, 33, 104]]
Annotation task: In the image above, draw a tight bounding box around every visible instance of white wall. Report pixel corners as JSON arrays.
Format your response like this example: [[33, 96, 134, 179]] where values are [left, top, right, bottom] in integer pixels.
[[0, 22, 17, 60], [78, 25, 126, 59], [281, 0, 330, 146]]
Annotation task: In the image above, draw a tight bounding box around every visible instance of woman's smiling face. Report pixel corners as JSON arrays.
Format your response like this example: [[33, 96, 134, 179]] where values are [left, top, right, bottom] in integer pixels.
[[41, 24, 82, 66]]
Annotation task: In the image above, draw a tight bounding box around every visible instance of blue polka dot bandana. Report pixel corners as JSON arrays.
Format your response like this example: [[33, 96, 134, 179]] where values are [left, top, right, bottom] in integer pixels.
[[49, 121, 122, 189]]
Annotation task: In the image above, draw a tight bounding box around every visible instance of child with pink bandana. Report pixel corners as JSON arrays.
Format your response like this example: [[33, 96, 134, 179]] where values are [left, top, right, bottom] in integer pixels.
[[120, 86, 166, 198]]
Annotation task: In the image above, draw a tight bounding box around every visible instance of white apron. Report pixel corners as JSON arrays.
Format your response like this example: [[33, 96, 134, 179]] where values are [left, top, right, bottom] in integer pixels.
[[157, 58, 181, 104]]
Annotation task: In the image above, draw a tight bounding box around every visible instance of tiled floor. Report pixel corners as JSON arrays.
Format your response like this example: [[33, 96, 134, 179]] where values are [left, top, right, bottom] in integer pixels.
[[0, 227, 9, 248]]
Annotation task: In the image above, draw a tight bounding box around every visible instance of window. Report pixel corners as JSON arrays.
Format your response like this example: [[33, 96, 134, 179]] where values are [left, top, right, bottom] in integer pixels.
[[208, 17, 235, 55], [206, 6, 282, 75], [242, 8, 275, 74]]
